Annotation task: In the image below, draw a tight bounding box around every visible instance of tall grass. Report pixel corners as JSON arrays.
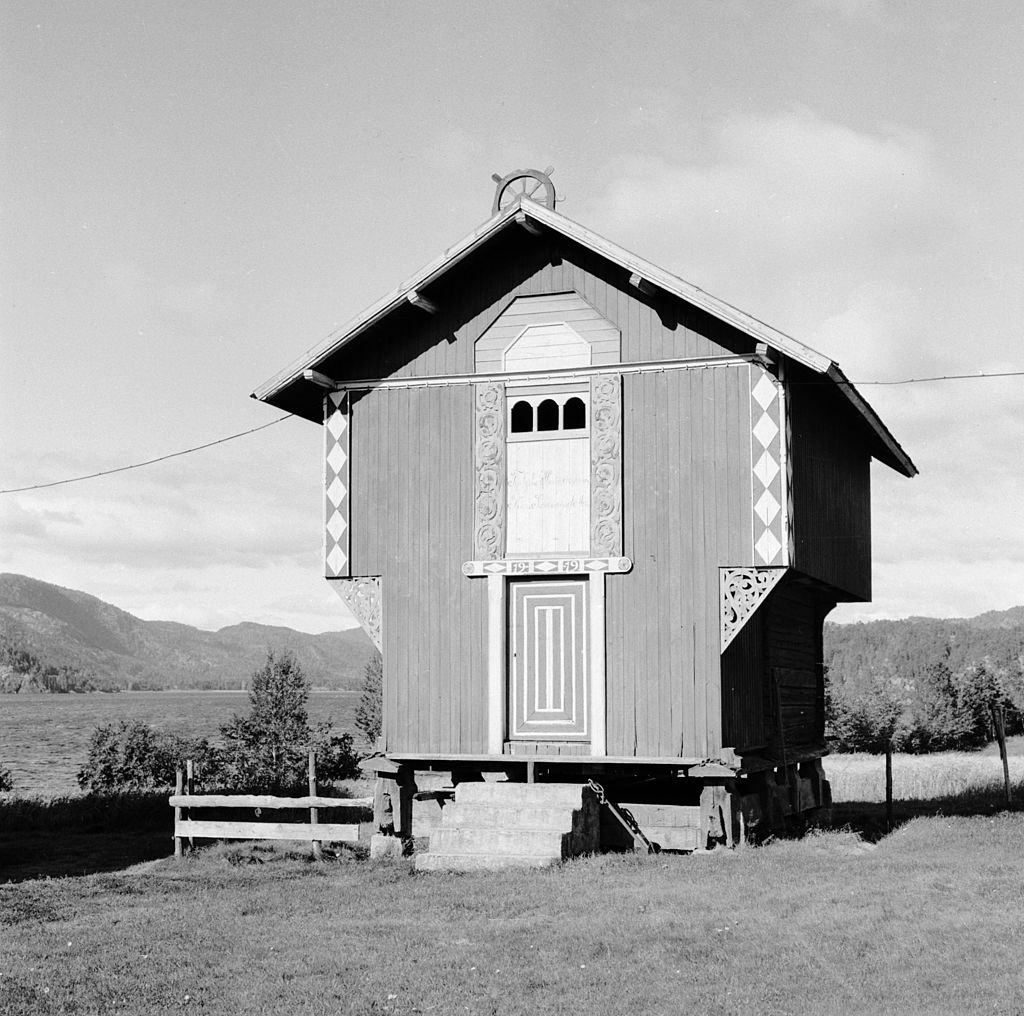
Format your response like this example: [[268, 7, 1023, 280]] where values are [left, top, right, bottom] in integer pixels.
[[826, 748, 1024, 803]]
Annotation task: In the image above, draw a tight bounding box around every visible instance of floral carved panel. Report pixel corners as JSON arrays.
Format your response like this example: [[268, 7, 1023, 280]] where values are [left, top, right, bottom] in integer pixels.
[[330, 576, 382, 652], [590, 374, 622, 557], [474, 381, 506, 560]]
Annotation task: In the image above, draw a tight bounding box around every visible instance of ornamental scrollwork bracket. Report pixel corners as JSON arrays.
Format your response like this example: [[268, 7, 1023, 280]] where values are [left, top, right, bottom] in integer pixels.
[[720, 567, 786, 652]]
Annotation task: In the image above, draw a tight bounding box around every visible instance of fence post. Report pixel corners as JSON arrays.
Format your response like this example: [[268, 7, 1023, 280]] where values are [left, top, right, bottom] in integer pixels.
[[309, 750, 322, 861], [174, 768, 183, 859], [186, 759, 195, 852]]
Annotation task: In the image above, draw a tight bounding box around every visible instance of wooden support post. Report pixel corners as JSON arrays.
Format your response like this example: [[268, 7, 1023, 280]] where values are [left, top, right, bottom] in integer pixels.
[[174, 768, 183, 859], [308, 750, 322, 861], [884, 743, 893, 831], [991, 703, 1011, 805], [186, 759, 194, 852], [526, 760, 535, 784]]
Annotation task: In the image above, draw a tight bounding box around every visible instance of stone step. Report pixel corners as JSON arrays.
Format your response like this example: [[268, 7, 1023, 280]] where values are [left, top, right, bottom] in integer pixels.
[[428, 826, 568, 857], [440, 802, 575, 830], [415, 852, 561, 872], [454, 781, 590, 807]]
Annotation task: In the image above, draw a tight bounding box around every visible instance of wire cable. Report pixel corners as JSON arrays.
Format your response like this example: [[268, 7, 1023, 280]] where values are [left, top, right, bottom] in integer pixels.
[[1, 415, 292, 494], [1, 368, 1021, 495]]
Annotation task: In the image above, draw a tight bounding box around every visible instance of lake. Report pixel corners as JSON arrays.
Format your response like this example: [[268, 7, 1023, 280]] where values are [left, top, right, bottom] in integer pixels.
[[0, 691, 361, 798]]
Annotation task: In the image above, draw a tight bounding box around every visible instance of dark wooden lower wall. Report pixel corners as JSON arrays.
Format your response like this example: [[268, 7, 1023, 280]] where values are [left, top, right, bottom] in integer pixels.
[[721, 574, 834, 758]]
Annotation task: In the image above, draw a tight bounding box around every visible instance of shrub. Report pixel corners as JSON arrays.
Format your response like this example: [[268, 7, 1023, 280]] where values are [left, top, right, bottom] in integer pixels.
[[354, 651, 382, 747], [0, 765, 12, 793], [77, 721, 216, 792]]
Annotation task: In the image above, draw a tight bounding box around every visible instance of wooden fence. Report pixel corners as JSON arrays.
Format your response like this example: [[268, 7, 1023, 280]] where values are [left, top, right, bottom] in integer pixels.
[[170, 752, 372, 859]]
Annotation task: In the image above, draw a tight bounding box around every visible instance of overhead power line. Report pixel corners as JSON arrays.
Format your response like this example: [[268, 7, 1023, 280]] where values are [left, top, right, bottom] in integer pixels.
[[1, 415, 292, 494], [1, 369, 1020, 495]]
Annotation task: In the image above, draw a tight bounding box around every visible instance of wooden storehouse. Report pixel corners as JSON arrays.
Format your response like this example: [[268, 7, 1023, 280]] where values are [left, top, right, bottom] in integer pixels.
[[254, 170, 916, 865]]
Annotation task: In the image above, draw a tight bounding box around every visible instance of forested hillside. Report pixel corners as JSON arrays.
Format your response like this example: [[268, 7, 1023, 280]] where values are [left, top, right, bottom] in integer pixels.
[[823, 608, 1024, 752], [0, 574, 374, 692]]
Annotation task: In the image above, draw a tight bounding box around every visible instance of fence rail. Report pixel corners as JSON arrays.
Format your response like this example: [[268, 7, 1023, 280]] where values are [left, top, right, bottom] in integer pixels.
[[171, 751, 372, 859]]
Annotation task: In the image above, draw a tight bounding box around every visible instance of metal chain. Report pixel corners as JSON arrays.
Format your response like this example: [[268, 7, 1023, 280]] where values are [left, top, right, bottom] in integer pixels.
[[587, 779, 658, 854]]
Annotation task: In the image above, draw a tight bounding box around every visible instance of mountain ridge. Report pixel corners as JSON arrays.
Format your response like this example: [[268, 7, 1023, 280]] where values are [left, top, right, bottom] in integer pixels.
[[0, 573, 374, 692]]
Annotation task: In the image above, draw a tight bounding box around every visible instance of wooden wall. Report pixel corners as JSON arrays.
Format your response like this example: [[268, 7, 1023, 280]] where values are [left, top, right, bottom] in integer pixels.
[[789, 365, 872, 601], [763, 579, 831, 756], [605, 365, 753, 758], [332, 229, 776, 759], [721, 575, 834, 758], [347, 384, 489, 753]]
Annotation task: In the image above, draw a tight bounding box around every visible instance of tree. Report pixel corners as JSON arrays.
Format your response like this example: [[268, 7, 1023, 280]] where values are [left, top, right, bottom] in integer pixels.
[[354, 651, 382, 748], [0, 765, 12, 793], [218, 649, 359, 793], [827, 674, 905, 828]]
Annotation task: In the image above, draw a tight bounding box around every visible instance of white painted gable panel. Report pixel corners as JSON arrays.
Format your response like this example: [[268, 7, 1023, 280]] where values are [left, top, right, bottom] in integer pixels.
[[476, 293, 620, 374]]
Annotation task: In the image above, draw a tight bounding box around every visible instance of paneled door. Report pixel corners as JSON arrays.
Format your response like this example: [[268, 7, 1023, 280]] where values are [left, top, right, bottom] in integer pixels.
[[508, 579, 589, 740]]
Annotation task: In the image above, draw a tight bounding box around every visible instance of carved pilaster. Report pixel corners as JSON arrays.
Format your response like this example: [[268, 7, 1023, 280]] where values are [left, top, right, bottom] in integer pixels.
[[590, 373, 622, 557], [474, 381, 506, 560], [720, 567, 786, 651], [330, 576, 382, 652]]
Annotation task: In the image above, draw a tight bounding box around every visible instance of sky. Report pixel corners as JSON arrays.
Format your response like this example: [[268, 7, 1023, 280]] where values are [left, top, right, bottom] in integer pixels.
[[2, 0, 1022, 633]]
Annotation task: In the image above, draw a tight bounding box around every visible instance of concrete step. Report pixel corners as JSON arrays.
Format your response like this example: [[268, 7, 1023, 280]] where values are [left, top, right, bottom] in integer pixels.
[[415, 851, 561, 872], [454, 781, 590, 807], [428, 826, 568, 857], [440, 802, 575, 831]]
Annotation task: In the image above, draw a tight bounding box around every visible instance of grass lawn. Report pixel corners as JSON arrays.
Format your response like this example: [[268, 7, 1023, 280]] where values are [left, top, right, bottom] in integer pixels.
[[2, 813, 1023, 1016]]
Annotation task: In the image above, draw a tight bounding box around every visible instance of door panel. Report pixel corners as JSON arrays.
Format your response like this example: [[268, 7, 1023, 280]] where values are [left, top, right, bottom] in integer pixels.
[[509, 579, 588, 740]]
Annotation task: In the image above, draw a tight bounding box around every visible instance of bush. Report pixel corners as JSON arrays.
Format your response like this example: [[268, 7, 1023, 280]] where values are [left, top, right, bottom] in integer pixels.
[[0, 765, 12, 793], [217, 649, 359, 793], [354, 651, 382, 747], [77, 721, 217, 792]]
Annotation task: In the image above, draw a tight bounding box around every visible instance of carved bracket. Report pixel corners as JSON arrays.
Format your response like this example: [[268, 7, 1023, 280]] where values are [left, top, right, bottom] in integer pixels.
[[473, 381, 506, 559], [590, 373, 622, 557], [720, 567, 786, 652], [330, 576, 382, 652]]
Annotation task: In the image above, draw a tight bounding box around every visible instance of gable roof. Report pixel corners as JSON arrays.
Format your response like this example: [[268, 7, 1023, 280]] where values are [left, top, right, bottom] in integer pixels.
[[253, 197, 916, 477]]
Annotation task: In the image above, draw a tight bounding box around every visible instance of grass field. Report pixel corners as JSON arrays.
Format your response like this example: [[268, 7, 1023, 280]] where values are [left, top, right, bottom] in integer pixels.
[[826, 738, 1024, 804], [2, 751, 1022, 1015], [2, 815, 1022, 1016]]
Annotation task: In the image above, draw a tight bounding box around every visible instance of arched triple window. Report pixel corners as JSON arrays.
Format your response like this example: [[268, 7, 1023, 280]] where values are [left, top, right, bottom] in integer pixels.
[[508, 391, 588, 438]]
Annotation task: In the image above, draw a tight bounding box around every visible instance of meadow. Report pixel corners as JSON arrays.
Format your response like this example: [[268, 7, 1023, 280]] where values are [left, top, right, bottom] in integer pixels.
[[2, 746, 1022, 1014]]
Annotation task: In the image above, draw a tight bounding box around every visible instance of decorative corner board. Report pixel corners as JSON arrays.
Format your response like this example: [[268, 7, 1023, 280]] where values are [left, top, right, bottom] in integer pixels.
[[590, 374, 623, 557], [720, 567, 787, 652], [329, 576, 382, 652], [324, 391, 350, 578], [463, 557, 632, 577], [749, 367, 789, 566], [473, 381, 506, 559]]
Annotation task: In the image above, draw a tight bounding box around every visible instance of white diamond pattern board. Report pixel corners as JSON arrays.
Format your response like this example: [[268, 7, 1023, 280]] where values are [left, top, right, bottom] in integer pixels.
[[324, 391, 350, 578], [750, 367, 788, 566]]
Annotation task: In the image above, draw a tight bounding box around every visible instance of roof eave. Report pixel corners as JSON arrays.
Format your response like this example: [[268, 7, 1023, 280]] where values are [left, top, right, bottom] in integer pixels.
[[826, 364, 918, 477]]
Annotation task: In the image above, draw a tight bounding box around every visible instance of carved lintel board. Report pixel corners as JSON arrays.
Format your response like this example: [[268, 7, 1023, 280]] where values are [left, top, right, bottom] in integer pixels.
[[473, 381, 506, 559], [590, 373, 622, 557], [330, 576, 382, 652], [463, 557, 632, 577], [720, 567, 786, 652]]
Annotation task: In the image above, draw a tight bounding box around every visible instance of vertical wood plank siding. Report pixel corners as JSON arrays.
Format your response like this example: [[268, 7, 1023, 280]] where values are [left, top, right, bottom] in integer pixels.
[[335, 230, 761, 758], [348, 385, 487, 753], [721, 614, 765, 752], [605, 366, 752, 758], [789, 365, 872, 601]]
